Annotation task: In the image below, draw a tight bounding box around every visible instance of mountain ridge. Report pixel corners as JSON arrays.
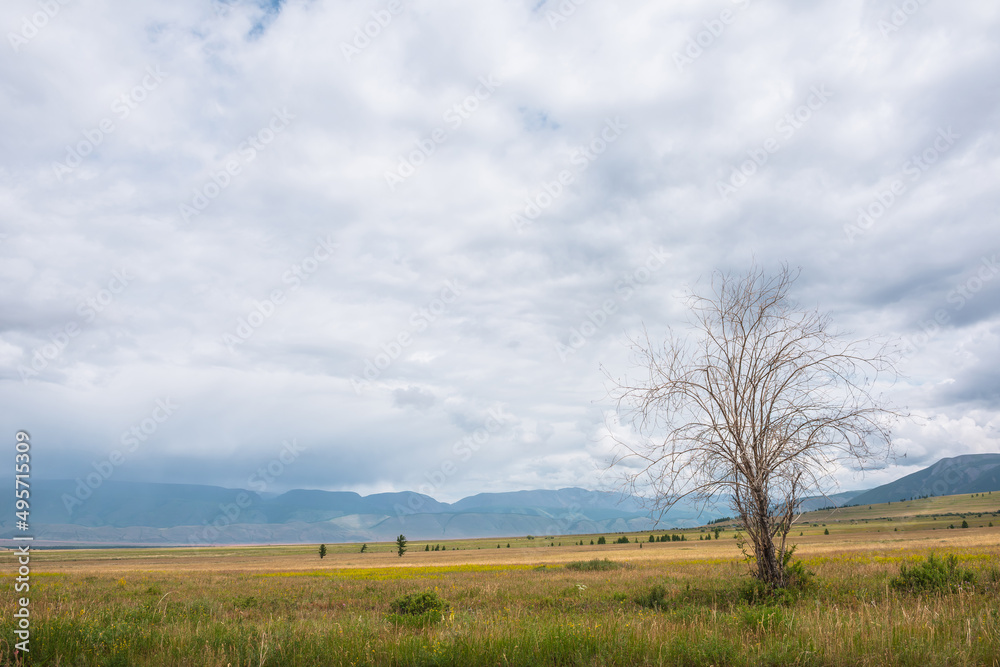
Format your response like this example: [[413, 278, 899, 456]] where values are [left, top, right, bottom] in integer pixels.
[[4, 454, 998, 545], [849, 453, 1000, 505]]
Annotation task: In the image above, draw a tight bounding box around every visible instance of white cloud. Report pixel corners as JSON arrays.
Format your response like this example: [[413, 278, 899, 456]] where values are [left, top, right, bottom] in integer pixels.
[[2, 0, 999, 499]]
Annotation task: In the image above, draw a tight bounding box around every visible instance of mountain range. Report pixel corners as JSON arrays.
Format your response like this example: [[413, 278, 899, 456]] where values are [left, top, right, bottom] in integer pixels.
[[3, 454, 998, 546], [848, 453, 1000, 505]]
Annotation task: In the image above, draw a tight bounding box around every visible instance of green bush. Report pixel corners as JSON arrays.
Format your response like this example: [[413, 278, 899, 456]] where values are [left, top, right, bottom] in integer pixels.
[[634, 584, 669, 610], [388, 591, 449, 627], [565, 559, 623, 572], [736, 547, 814, 605], [782, 555, 814, 591], [390, 591, 448, 616], [891, 553, 976, 593]]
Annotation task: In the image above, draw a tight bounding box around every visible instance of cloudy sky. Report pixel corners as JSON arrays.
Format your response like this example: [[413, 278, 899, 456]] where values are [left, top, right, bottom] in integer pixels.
[[2, 0, 999, 503]]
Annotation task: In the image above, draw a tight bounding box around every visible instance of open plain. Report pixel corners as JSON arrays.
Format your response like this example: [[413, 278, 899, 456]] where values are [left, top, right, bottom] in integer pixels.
[[3, 494, 999, 666]]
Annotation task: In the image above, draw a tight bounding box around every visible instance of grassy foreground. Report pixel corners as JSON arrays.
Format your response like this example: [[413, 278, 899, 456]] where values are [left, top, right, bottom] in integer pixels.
[[3, 499, 1000, 666]]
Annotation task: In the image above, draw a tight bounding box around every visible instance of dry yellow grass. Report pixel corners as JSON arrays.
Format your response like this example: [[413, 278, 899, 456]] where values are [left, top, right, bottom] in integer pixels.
[[19, 524, 1000, 575], [3, 495, 999, 665]]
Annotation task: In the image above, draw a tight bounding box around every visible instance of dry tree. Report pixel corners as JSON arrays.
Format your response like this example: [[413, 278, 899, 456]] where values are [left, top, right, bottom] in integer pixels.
[[605, 265, 904, 587]]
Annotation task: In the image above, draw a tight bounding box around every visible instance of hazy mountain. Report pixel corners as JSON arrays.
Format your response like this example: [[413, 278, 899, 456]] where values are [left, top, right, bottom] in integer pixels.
[[6, 454, 998, 546], [0, 480, 718, 545], [849, 454, 1000, 505]]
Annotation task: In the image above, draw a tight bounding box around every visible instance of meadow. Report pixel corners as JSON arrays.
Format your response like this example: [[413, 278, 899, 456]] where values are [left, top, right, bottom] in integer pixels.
[[2, 494, 999, 666]]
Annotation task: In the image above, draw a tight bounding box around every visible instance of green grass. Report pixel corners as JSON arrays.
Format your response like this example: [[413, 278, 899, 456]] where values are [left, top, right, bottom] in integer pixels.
[[4, 545, 1000, 666]]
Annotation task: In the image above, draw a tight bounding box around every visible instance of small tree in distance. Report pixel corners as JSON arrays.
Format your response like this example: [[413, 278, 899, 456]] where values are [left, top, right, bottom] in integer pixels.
[[606, 265, 903, 589], [318, 543, 327, 559], [396, 534, 407, 557]]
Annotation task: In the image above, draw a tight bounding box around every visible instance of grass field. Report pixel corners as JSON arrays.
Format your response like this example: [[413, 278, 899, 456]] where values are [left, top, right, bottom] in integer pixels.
[[3, 494, 1000, 666]]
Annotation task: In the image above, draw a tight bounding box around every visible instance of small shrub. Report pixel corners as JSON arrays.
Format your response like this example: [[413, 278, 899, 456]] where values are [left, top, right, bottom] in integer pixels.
[[565, 558, 623, 572], [891, 553, 976, 593], [782, 554, 814, 591], [388, 591, 449, 627], [391, 591, 448, 615], [635, 584, 669, 610], [736, 547, 813, 605]]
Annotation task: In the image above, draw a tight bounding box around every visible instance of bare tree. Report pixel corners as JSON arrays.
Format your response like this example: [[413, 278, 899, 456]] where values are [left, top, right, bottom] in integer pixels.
[[606, 265, 903, 588]]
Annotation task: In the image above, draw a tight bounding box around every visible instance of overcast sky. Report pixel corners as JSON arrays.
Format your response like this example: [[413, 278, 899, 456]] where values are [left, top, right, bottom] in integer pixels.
[[2, 0, 999, 503]]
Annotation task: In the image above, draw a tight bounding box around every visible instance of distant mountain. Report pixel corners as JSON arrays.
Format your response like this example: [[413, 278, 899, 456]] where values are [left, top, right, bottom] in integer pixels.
[[849, 454, 1000, 506], [7, 454, 997, 546], [0, 480, 720, 546]]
